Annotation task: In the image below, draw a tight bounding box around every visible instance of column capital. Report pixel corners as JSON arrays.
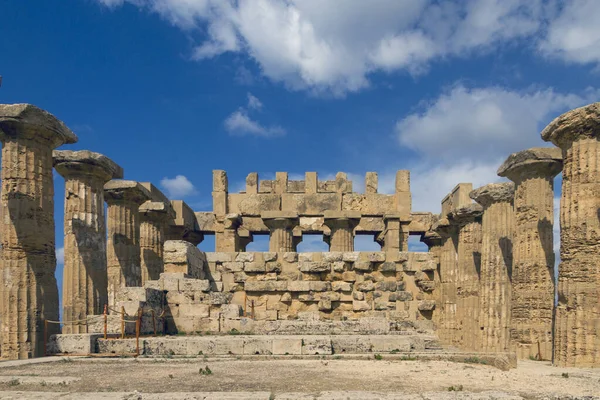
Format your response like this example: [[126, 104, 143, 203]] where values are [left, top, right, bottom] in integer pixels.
[[470, 182, 514, 208], [421, 230, 442, 248], [449, 203, 483, 225], [261, 211, 299, 230], [323, 211, 361, 230], [54, 150, 123, 182], [497, 147, 563, 182], [542, 102, 600, 149], [0, 103, 78, 147], [140, 201, 176, 222], [104, 180, 152, 205]]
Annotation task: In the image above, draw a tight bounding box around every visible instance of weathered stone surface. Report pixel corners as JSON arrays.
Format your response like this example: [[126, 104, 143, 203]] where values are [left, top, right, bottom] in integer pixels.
[[163, 240, 206, 279], [0, 104, 78, 359], [542, 102, 600, 367]]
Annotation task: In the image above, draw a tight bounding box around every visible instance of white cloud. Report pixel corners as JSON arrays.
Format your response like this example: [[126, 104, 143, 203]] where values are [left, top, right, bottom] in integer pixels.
[[96, 0, 568, 95], [224, 94, 285, 137], [396, 85, 596, 163], [56, 247, 65, 265], [160, 175, 197, 198], [541, 0, 600, 65]]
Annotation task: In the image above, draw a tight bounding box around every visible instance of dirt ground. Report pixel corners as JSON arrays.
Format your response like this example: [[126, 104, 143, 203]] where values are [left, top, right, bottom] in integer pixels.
[[0, 357, 598, 399]]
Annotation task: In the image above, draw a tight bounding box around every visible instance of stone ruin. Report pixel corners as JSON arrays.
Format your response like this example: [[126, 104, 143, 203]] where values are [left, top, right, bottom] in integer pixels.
[[0, 102, 599, 369]]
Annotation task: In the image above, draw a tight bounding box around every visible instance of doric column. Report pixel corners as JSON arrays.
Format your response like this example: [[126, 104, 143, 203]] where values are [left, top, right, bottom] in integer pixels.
[[470, 182, 515, 353], [434, 218, 459, 347], [53, 150, 122, 334], [216, 214, 245, 252], [498, 147, 562, 361], [542, 102, 600, 367], [449, 204, 483, 351], [421, 230, 443, 327], [323, 211, 361, 252], [104, 180, 151, 307], [140, 201, 175, 283], [261, 212, 299, 252], [0, 104, 77, 359]]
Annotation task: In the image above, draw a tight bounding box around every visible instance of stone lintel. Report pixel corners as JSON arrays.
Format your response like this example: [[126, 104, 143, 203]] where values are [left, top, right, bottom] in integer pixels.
[[324, 211, 361, 220], [0, 103, 78, 147], [223, 213, 242, 229], [140, 201, 176, 220], [449, 203, 483, 224], [104, 180, 152, 205], [171, 200, 198, 229], [497, 147, 563, 180], [261, 211, 299, 220], [140, 182, 171, 204], [432, 217, 452, 234], [469, 182, 515, 208], [541, 102, 600, 149], [53, 150, 123, 180], [213, 170, 228, 192]]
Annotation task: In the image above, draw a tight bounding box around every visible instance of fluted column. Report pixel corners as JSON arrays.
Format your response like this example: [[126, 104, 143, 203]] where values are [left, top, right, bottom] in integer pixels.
[[104, 180, 151, 307], [434, 218, 459, 347], [421, 231, 443, 329], [323, 211, 361, 252], [0, 104, 77, 359], [449, 204, 483, 351], [140, 201, 174, 283], [470, 182, 515, 353], [542, 102, 600, 367], [262, 212, 299, 252], [54, 150, 122, 334], [498, 147, 562, 361]]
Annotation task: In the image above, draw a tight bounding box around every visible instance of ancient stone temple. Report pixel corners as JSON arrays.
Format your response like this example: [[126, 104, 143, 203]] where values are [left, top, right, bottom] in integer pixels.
[[1, 100, 600, 369]]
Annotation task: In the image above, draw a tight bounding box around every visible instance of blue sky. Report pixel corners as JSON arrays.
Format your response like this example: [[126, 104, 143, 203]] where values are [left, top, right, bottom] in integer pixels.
[[1, 1, 600, 298]]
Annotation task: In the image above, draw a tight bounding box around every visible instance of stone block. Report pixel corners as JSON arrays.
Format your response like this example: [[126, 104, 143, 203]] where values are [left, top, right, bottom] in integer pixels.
[[214, 337, 244, 355], [353, 300, 371, 311], [380, 262, 397, 272], [420, 259, 437, 272], [264, 252, 277, 262], [418, 281, 435, 292], [178, 303, 210, 318], [235, 253, 254, 262], [244, 280, 288, 292], [298, 253, 315, 262], [332, 282, 352, 292], [323, 252, 343, 262], [365, 252, 386, 262], [370, 337, 411, 353], [298, 311, 320, 320], [234, 272, 248, 282], [287, 281, 311, 292], [299, 261, 330, 273], [353, 291, 365, 301], [309, 282, 331, 292], [283, 252, 298, 262], [221, 304, 242, 319], [273, 338, 302, 355], [342, 271, 357, 282], [222, 262, 244, 272], [342, 252, 360, 262], [206, 253, 232, 263], [331, 261, 346, 272], [245, 262, 266, 273], [210, 292, 232, 305], [354, 261, 372, 272], [180, 279, 211, 292], [243, 337, 273, 355], [418, 300, 436, 311], [47, 334, 102, 355], [302, 337, 332, 355], [266, 262, 282, 273], [375, 281, 397, 292], [357, 281, 375, 292]]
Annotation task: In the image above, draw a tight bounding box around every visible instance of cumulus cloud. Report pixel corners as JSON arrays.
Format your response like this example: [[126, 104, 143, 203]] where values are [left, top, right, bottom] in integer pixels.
[[396, 85, 597, 162], [98, 0, 599, 95], [160, 175, 197, 198], [56, 247, 65, 264], [224, 93, 285, 137]]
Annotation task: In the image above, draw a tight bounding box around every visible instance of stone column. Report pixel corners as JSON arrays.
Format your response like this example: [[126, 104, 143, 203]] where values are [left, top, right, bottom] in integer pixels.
[[0, 104, 77, 359], [104, 180, 151, 307], [53, 150, 122, 334], [498, 147, 562, 361], [262, 212, 299, 252], [470, 182, 515, 353], [140, 201, 175, 284], [434, 218, 459, 347], [449, 204, 483, 352], [323, 211, 361, 252], [542, 102, 600, 367], [421, 231, 443, 326]]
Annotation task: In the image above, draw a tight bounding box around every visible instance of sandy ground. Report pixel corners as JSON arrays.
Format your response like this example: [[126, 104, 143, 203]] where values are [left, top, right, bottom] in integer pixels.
[[0, 357, 598, 399]]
